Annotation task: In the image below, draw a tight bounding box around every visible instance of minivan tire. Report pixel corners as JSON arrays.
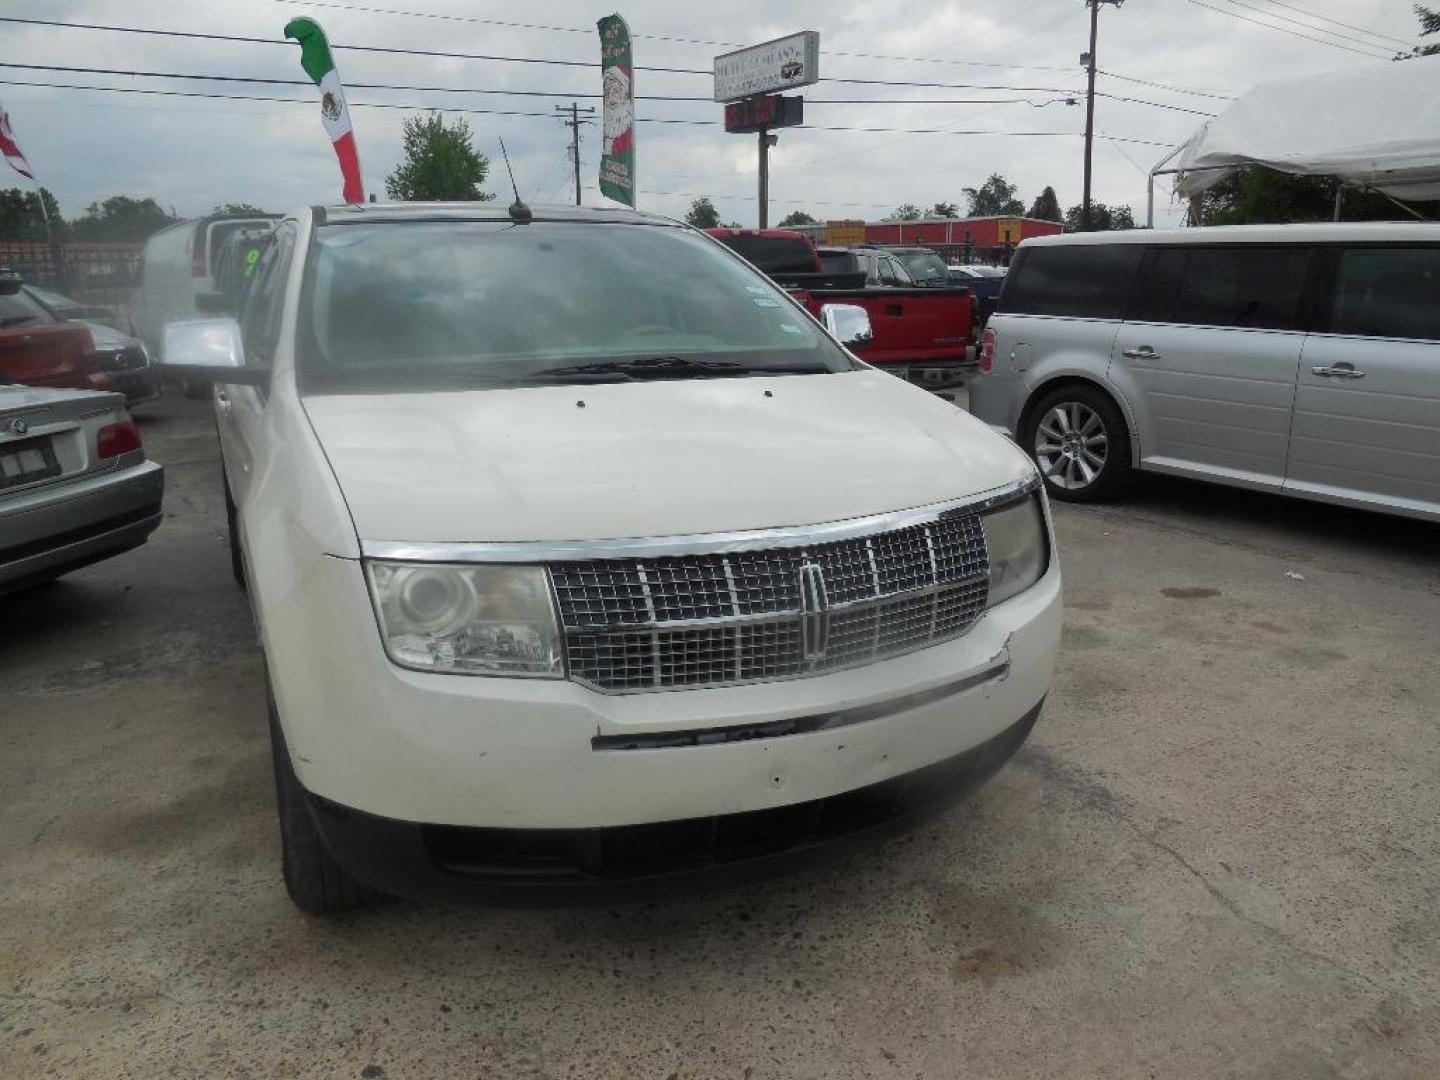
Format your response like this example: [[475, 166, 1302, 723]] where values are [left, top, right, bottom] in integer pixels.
[[269, 688, 379, 915], [1022, 384, 1132, 502]]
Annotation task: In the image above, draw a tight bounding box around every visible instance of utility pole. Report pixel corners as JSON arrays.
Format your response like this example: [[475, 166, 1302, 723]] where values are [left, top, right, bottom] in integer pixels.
[[1081, 0, 1122, 232], [757, 131, 777, 228], [554, 103, 596, 206]]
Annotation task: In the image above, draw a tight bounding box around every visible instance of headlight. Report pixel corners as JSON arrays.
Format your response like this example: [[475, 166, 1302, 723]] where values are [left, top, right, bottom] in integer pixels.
[[365, 561, 563, 677], [982, 494, 1049, 607]]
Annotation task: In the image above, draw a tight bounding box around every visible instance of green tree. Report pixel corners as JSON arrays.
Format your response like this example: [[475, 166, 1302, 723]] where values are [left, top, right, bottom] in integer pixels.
[[1027, 186, 1062, 222], [0, 187, 64, 241], [684, 197, 721, 229], [1063, 201, 1136, 232], [211, 202, 271, 216], [70, 195, 176, 242], [930, 201, 959, 218], [778, 210, 817, 227], [887, 203, 923, 221], [385, 113, 495, 201], [1411, 4, 1440, 54], [962, 174, 1024, 217], [1198, 166, 1436, 225]]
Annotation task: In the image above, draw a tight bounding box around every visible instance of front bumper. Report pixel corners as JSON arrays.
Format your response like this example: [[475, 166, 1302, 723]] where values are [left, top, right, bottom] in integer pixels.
[[306, 699, 1043, 902], [0, 458, 164, 593], [262, 553, 1062, 831]]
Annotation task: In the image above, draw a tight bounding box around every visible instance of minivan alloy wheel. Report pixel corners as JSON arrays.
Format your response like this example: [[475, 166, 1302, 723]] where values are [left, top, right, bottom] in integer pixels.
[[1034, 402, 1108, 490]]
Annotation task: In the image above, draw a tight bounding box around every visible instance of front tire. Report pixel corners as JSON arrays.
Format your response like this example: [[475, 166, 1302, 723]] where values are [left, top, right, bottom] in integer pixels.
[[269, 689, 378, 915], [1022, 384, 1132, 502]]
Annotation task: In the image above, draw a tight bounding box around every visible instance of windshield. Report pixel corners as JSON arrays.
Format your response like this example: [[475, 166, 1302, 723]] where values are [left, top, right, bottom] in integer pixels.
[[713, 234, 818, 275], [207, 219, 275, 276], [299, 221, 854, 390], [895, 250, 950, 286], [0, 288, 55, 329]]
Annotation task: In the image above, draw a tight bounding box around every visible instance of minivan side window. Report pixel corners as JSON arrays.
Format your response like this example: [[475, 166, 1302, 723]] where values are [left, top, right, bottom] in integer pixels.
[[1329, 246, 1440, 341], [239, 222, 296, 370], [1000, 245, 1142, 319], [1137, 246, 1312, 331]]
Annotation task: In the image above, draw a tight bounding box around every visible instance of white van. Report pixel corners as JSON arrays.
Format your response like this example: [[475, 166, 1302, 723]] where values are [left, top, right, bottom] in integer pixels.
[[130, 214, 278, 355], [971, 223, 1440, 522], [162, 203, 1063, 913]]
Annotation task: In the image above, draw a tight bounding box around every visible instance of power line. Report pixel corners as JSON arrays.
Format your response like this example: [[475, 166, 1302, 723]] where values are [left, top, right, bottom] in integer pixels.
[[0, 61, 1094, 110], [0, 76, 1176, 145], [1097, 70, 1233, 101], [1255, 0, 1416, 50], [0, 16, 1221, 104], [265, 0, 1091, 75], [1210, 0, 1401, 52], [1181, 0, 1393, 59]]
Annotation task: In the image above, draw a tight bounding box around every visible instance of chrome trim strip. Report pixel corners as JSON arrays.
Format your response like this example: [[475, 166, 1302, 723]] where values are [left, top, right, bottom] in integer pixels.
[[563, 574, 988, 635], [361, 474, 1040, 564], [589, 658, 1011, 751]]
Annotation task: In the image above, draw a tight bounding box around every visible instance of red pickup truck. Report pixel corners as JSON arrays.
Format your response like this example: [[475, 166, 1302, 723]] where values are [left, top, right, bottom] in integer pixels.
[[0, 271, 107, 393], [705, 228, 976, 386]]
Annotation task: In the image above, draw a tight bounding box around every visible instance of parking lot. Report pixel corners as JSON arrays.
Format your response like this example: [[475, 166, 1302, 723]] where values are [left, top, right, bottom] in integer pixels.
[[2, 391, 1438, 1079]]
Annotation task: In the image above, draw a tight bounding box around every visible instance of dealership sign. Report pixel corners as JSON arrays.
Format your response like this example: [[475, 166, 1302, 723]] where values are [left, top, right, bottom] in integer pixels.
[[713, 31, 819, 103]]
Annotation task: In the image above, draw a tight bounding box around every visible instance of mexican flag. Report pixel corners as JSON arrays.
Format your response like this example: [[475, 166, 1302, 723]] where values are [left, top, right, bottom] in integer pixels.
[[284, 17, 364, 204]]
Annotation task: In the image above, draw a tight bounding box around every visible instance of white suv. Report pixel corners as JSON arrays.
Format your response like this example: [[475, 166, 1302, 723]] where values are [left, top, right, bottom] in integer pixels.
[[163, 202, 1062, 913]]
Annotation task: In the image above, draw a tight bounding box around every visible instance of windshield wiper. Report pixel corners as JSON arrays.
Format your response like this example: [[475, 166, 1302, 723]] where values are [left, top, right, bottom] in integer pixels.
[[537, 357, 828, 382]]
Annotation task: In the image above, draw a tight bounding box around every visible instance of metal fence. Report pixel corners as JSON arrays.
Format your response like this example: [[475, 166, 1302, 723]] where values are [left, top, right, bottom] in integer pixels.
[[0, 241, 143, 328]]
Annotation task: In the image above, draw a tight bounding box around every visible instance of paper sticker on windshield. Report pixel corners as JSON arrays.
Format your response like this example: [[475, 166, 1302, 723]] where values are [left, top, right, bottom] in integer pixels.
[[752, 297, 781, 308], [779, 323, 802, 334], [744, 284, 768, 296]]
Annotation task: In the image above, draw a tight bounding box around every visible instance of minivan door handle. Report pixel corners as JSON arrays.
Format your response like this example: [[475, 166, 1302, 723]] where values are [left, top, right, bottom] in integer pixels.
[[1311, 364, 1366, 379], [1122, 346, 1162, 360]]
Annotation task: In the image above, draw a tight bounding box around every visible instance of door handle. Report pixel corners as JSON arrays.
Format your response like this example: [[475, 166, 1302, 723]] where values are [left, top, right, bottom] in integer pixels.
[[1122, 346, 1162, 360], [1311, 365, 1366, 379]]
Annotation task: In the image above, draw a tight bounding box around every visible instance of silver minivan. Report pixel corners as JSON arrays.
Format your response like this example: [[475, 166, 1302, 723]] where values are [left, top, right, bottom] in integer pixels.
[[970, 223, 1440, 523]]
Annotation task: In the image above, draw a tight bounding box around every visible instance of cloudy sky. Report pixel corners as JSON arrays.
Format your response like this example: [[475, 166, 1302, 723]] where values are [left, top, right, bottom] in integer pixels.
[[0, 0, 1428, 228]]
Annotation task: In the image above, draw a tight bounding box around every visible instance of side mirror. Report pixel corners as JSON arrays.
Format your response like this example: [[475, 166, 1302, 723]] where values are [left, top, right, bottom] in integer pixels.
[[195, 291, 229, 315], [819, 303, 874, 349], [0, 268, 22, 296], [161, 318, 267, 386]]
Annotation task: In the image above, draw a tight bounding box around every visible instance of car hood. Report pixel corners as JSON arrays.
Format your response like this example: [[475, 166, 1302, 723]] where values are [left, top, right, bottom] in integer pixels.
[[302, 369, 1035, 544], [82, 320, 140, 351]]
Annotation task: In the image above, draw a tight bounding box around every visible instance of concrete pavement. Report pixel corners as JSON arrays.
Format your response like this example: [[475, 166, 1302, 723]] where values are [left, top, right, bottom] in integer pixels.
[[2, 393, 1437, 1079]]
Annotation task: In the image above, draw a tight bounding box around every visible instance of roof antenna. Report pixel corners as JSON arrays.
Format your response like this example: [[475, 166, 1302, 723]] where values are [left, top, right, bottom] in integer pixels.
[[498, 137, 532, 224]]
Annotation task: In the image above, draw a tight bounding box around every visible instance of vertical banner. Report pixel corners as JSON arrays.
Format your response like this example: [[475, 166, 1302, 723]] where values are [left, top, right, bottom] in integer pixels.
[[284, 17, 365, 204], [597, 14, 635, 207], [0, 103, 34, 179]]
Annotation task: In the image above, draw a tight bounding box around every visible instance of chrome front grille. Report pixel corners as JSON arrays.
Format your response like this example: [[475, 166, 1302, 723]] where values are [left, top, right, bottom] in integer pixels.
[[550, 513, 990, 692]]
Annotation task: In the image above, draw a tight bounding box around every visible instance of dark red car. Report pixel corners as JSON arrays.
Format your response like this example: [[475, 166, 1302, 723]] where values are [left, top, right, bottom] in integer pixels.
[[0, 270, 107, 393]]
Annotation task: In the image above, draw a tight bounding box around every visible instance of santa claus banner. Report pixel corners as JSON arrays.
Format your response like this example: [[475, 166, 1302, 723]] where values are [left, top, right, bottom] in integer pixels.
[[597, 14, 635, 207]]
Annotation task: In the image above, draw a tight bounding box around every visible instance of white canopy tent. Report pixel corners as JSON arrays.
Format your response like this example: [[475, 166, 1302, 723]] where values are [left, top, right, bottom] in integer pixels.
[[1148, 55, 1440, 225]]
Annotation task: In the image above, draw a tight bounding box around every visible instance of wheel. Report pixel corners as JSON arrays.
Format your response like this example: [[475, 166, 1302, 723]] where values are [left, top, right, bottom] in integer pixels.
[[223, 479, 246, 591], [269, 686, 378, 915], [1022, 384, 1132, 502]]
